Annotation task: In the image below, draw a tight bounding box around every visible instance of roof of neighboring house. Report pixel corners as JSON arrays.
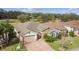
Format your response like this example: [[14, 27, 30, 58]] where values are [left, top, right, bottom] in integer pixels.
[[49, 28, 61, 33], [37, 21, 66, 32], [63, 20, 79, 29], [47, 21, 65, 30]]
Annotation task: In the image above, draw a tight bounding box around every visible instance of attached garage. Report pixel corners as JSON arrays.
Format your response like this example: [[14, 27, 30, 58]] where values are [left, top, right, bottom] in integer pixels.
[[24, 31, 37, 42]]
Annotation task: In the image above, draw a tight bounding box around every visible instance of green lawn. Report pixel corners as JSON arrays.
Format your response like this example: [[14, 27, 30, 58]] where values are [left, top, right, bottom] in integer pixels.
[[48, 41, 60, 51], [66, 37, 79, 50], [4, 43, 19, 51], [3, 43, 26, 51], [47, 37, 79, 51], [0, 19, 20, 23]]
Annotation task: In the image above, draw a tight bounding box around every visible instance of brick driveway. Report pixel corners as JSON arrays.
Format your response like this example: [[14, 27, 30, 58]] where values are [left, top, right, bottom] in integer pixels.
[[24, 38, 53, 51]]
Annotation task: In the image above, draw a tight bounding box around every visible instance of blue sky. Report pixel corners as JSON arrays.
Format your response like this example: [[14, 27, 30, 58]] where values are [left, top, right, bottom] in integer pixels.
[[3, 8, 79, 14]]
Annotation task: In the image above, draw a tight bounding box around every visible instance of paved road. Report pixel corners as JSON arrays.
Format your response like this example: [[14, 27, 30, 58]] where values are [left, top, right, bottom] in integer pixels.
[[24, 39, 54, 51]]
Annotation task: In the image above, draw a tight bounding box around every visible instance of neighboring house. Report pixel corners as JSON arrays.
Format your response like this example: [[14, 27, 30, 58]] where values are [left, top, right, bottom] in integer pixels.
[[47, 28, 61, 37], [64, 20, 79, 36], [64, 26, 74, 32]]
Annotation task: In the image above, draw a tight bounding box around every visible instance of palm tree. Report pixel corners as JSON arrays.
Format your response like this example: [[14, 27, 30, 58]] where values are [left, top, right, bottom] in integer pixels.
[[0, 21, 14, 45], [0, 23, 5, 49], [0, 20, 17, 50]]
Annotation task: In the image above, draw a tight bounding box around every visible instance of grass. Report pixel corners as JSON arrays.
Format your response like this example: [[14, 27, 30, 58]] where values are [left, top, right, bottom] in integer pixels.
[[66, 37, 79, 50], [3, 37, 26, 51], [48, 41, 60, 51], [0, 19, 20, 23], [47, 37, 79, 51], [3, 43, 27, 51], [4, 43, 19, 51]]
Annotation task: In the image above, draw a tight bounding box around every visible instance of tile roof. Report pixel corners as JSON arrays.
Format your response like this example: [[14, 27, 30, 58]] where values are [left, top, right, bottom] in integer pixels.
[[13, 20, 79, 36], [64, 20, 79, 29], [13, 22, 30, 36]]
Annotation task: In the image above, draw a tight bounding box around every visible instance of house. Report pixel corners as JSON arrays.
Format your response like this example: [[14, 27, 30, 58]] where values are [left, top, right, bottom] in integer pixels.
[[64, 26, 74, 32], [63, 20, 79, 36], [13, 22, 37, 42], [47, 28, 61, 37], [13, 22, 50, 42]]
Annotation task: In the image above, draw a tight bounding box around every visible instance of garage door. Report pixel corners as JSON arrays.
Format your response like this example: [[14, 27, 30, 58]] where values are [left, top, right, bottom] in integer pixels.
[[24, 35, 36, 43]]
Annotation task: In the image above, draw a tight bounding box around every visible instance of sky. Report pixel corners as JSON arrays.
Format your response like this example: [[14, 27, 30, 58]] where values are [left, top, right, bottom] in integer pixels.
[[3, 8, 79, 14]]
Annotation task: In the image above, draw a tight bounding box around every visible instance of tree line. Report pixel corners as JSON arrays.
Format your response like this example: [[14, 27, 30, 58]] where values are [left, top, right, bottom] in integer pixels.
[[0, 8, 79, 22], [0, 9, 24, 19], [18, 13, 79, 22]]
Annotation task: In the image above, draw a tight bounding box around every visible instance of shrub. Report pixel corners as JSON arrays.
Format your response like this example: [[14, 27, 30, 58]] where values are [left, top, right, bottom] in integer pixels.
[[69, 31, 75, 37], [57, 33, 62, 39], [43, 33, 57, 42]]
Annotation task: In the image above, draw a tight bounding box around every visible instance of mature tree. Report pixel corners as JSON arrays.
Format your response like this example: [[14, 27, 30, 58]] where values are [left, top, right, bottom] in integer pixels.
[[36, 15, 43, 22], [36, 14, 54, 22], [60, 13, 79, 21], [0, 8, 24, 19], [0, 21, 16, 46], [17, 14, 30, 22]]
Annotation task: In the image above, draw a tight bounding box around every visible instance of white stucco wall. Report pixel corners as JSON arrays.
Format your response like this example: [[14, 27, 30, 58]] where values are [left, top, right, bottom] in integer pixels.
[[64, 26, 74, 32]]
